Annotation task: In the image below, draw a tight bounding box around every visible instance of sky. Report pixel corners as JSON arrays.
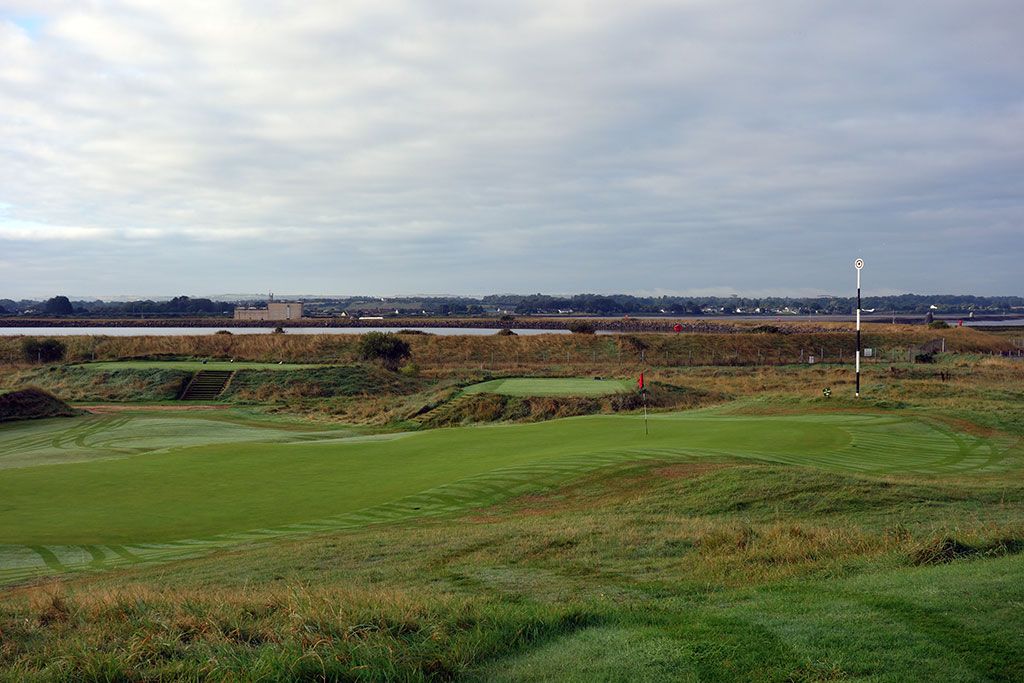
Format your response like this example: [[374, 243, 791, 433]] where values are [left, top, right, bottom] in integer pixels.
[[1, 0, 1022, 299]]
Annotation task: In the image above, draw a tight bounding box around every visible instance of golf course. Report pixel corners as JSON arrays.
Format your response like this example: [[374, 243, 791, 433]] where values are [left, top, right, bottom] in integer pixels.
[[3, 3, 1021, 675], [1, 338, 1023, 680]]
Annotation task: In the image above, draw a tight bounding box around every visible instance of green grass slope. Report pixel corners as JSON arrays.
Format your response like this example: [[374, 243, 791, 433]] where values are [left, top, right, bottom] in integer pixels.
[[1, 460, 1022, 680], [472, 555, 1024, 682], [0, 412, 345, 471], [464, 377, 634, 397], [0, 410, 1018, 584]]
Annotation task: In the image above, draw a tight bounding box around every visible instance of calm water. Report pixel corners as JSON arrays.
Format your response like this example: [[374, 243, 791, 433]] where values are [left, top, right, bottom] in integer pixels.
[[0, 326, 570, 337], [963, 319, 1024, 327]]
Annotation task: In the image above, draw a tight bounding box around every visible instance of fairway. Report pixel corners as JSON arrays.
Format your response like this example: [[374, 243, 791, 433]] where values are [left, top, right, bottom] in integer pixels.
[[0, 409, 1016, 584], [78, 361, 324, 371], [464, 377, 634, 397]]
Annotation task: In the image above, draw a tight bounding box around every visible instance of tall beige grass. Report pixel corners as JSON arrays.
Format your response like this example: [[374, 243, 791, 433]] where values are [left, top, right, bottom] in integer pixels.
[[0, 325, 1012, 371]]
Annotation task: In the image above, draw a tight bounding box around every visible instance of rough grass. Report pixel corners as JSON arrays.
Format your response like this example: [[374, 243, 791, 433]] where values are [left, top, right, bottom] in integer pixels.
[[222, 365, 420, 403], [420, 382, 719, 427], [0, 363, 421, 409], [0, 325, 1012, 370], [0, 365, 193, 402], [80, 360, 322, 371], [2, 462, 1022, 681]]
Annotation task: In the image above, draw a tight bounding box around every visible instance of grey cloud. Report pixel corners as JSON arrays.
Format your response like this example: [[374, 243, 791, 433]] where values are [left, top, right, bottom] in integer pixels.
[[0, 0, 1022, 297]]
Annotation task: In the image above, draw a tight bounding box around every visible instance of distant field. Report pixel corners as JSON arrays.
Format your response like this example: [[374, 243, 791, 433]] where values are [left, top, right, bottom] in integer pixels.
[[0, 409, 1015, 584], [78, 361, 324, 371], [464, 377, 635, 397]]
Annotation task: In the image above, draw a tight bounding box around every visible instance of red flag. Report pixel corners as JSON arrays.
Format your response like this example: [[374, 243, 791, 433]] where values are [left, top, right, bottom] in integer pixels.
[[638, 372, 644, 390]]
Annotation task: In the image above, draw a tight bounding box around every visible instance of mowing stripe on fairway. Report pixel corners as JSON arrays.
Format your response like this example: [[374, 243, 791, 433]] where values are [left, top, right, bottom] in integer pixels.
[[0, 410, 1019, 584]]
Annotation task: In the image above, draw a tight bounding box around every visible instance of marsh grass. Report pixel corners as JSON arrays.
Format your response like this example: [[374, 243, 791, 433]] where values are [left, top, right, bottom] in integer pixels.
[[0, 325, 1012, 371]]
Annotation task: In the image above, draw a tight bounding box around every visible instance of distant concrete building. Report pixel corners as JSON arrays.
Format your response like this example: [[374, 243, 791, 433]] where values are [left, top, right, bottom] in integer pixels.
[[234, 301, 304, 321]]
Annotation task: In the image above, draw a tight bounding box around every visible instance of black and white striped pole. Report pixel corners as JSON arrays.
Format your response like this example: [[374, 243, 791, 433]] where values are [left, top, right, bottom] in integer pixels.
[[855, 258, 864, 397]]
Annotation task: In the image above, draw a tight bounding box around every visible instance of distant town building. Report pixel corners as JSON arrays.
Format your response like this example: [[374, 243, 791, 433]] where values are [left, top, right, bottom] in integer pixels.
[[234, 301, 304, 321]]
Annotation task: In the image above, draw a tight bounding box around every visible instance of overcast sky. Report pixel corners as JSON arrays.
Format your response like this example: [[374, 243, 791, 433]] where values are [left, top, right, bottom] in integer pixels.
[[1, 1, 1022, 299]]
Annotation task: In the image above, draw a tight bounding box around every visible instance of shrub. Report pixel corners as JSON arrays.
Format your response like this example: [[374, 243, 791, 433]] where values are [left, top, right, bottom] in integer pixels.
[[42, 295, 73, 315], [215, 330, 233, 335], [399, 362, 420, 378], [357, 332, 412, 371], [928, 321, 950, 329], [0, 387, 79, 422], [496, 328, 517, 336], [21, 338, 67, 363], [568, 320, 596, 335]]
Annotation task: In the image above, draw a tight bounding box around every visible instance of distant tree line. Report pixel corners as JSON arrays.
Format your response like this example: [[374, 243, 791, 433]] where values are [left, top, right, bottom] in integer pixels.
[[0, 296, 232, 317], [480, 293, 1024, 316], [1, 293, 1021, 318]]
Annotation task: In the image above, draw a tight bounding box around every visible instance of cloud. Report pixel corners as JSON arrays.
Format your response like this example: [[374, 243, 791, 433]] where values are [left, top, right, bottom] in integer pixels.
[[0, 0, 1022, 297], [0, 220, 113, 241]]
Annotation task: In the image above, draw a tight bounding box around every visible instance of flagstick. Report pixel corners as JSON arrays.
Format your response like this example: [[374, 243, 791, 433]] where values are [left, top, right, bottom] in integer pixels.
[[643, 390, 648, 436]]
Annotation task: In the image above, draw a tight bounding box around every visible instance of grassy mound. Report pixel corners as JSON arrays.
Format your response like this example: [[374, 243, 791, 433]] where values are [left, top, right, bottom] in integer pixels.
[[0, 388, 79, 423], [0, 366, 192, 402], [422, 382, 718, 427], [222, 365, 420, 402], [0, 364, 418, 405]]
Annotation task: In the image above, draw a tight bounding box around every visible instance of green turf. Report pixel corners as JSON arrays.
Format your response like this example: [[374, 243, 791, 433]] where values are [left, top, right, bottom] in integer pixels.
[[3, 459, 1021, 680], [0, 413, 343, 470], [77, 361, 323, 371], [0, 409, 1017, 584], [464, 377, 635, 397], [471, 554, 1024, 682]]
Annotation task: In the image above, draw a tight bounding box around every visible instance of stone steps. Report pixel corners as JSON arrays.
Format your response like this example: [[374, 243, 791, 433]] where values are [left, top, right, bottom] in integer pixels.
[[179, 370, 234, 400]]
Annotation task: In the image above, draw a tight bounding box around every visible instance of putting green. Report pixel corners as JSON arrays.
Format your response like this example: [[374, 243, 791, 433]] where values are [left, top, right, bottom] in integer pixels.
[[79, 361, 323, 371], [0, 413, 344, 470], [0, 410, 1017, 583], [464, 377, 634, 397]]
